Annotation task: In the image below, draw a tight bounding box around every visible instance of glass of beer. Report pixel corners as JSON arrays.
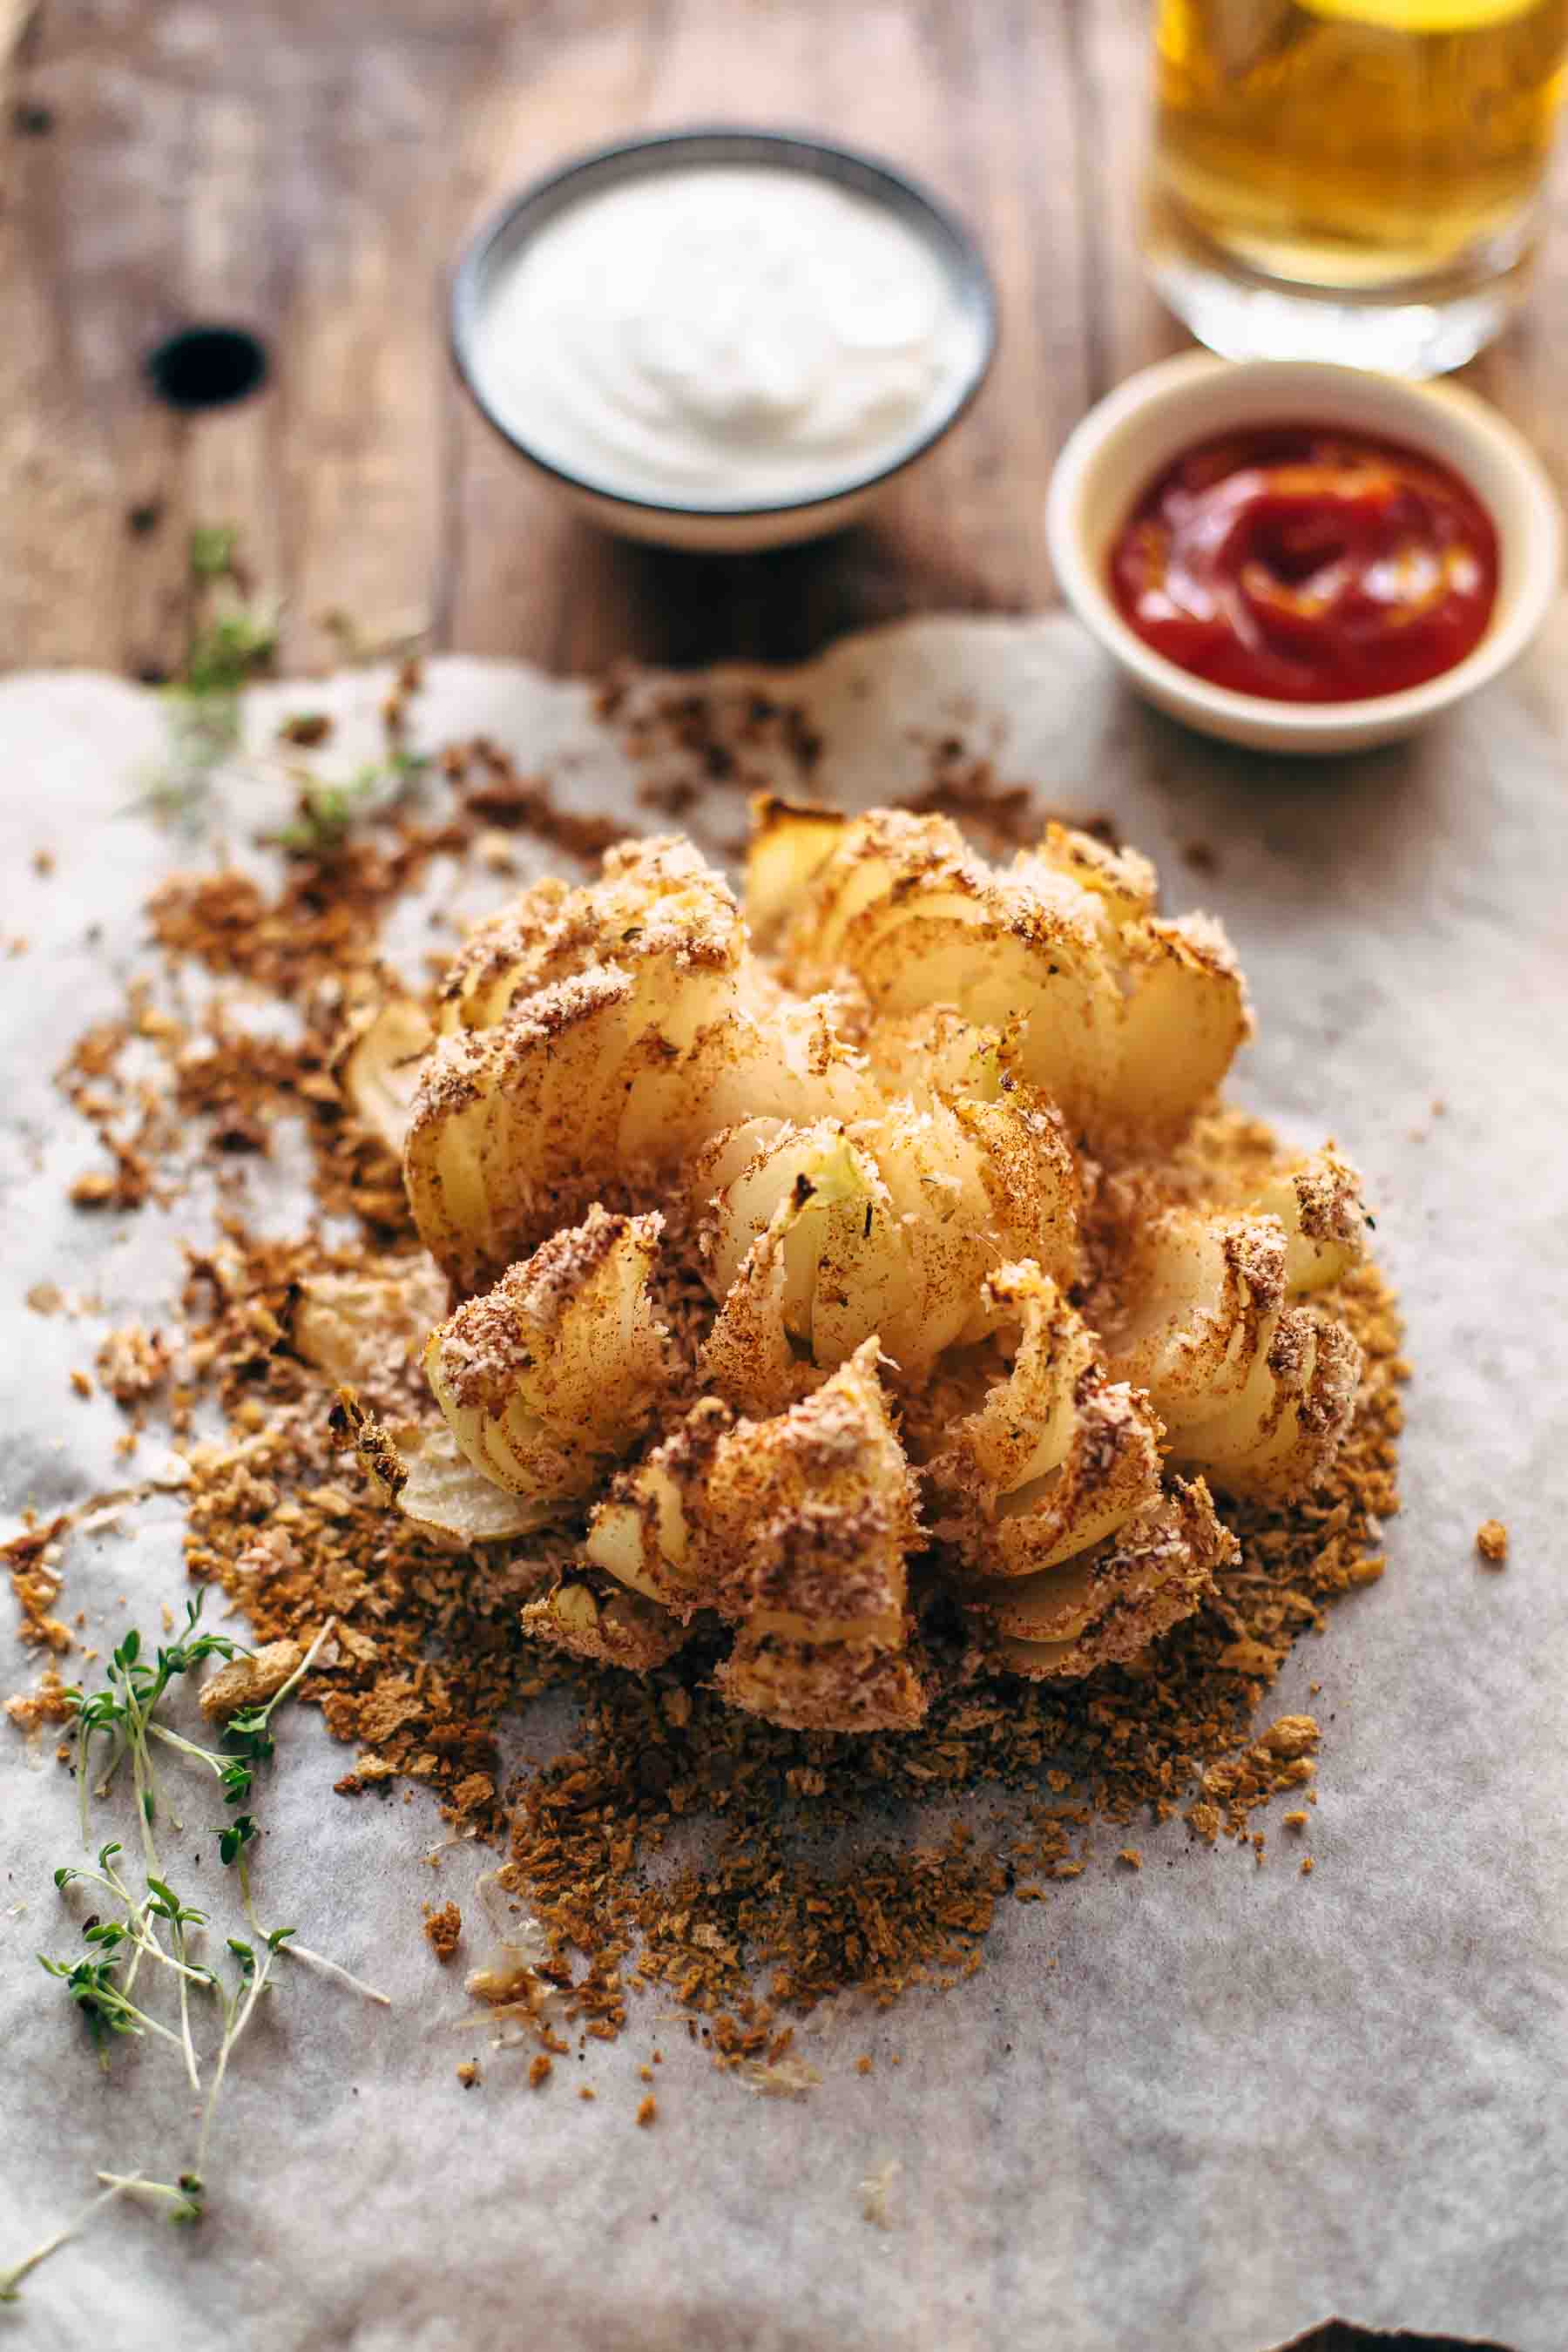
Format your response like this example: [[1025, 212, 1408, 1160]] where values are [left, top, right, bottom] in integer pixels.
[[1144, 0, 1568, 374]]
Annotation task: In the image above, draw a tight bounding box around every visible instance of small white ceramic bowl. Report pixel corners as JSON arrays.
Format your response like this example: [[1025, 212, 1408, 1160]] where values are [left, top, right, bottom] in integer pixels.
[[451, 127, 997, 556], [1045, 352, 1562, 755]]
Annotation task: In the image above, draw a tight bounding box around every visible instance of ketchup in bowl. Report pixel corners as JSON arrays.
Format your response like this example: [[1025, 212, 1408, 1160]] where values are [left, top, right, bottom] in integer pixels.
[[1108, 426, 1498, 704]]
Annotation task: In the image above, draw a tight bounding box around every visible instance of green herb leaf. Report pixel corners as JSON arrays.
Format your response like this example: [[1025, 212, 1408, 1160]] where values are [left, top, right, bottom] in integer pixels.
[[188, 524, 238, 580], [268, 751, 428, 859], [218, 1815, 258, 1867]]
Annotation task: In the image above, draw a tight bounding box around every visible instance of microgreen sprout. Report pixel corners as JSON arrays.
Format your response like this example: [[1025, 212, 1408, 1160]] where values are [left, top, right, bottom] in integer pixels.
[[191, 1927, 296, 2191], [37, 1952, 187, 2066], [93, 2173, 203, 2227], [140, 1727, 256, 1809], [188, 523, 239, 580], [0, 2175, 145, 2302], [318, 606, 428, 667], [66, 1590, 247, 1866], [230, 1846, 389, 2009], [226, 1613, 335, 1744], [268, 748, 429, 857], [144, 1879, 209, 2092], [273, 1938, 390, 2007], [128, 523, 277, 824], [146, 1612, 337, 1815], [179, 605, 278, 705], [130, 529, 431, 840], [51, 1842, 209, 2022], [9, 1599, 388, 2300], [218, 1813, 258, 1868]]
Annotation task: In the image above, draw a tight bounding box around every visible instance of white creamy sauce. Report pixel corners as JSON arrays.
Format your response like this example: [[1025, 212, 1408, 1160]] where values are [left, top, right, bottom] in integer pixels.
[[472, 166, 983, 507]]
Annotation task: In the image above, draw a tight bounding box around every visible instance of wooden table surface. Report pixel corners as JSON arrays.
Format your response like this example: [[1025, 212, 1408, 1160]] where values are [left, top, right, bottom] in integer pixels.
[[5, 0, 1568, 684]]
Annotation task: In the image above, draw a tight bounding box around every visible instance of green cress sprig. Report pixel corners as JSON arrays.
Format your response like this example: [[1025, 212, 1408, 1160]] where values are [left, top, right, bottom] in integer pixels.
[[4, 1593, 389, 2301]]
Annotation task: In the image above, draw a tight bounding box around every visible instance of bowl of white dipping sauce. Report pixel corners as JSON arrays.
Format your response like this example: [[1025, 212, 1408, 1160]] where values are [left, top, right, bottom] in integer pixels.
[[450, 127, 997, 552]]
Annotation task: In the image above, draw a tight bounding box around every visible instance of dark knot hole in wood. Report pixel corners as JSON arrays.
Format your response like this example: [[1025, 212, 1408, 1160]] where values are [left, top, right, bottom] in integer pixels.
[[145, 327, 268, 414]]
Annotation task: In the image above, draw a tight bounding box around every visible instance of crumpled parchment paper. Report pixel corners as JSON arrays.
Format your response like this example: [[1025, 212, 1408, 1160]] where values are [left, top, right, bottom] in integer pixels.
[[2, 613, 1565, 2352]]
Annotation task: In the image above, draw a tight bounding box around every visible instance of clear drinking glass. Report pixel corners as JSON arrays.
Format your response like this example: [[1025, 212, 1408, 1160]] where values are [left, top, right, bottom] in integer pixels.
[[1143, 0, 1568, 375]]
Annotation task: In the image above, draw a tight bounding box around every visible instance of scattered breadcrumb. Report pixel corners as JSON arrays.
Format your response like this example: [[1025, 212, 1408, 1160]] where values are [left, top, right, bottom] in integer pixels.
[[1260, 1716, 1321, 1761], [1300, 1856, 1315, 1876], [4, 1669, 74, 1733], [475, 831, 517, 875], [3, 1517, 75, 1655], [199, 1638, 305, 1722], [279, 712, 333, 747], [529, 2054, 553, 2090], [901, 765, 1037, 853], [458, 739, 625, 860], [1476, 1518, 1508, 1565], [636, 2094, 657, 2126], [1118, 1849, 1142, 1869], [95, 1324, 172, 1407], [424, 1902, 463, 1963], [456, 2061, 480, 2088], [1282, 1811, 1309, 1831]]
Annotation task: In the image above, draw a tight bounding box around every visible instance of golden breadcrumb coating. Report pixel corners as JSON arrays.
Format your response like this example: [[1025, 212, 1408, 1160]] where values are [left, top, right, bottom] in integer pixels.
[[321, 802, 1369, 1734]]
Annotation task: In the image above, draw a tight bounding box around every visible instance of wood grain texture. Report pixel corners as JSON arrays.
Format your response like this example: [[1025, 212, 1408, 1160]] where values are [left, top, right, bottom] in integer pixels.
[[3, 0, 1568, 680]]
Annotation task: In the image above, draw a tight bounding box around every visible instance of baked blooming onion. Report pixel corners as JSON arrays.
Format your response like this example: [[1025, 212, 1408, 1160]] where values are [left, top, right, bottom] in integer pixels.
[[312, 801, 1373, 1733]]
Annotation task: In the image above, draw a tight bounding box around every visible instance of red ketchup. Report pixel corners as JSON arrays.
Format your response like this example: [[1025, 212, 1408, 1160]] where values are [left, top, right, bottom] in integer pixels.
[[1109, 425, 1498, 703]]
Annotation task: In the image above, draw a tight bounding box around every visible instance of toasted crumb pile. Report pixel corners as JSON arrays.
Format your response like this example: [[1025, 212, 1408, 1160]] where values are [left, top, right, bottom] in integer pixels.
[[4, 1517, 77, 1661], [176, 1238, 563, 1839], [487, 1251, 1399, 2015], [424, 1901, 463, 1962], [8, 702, 1406, 2042], [139, 1208, 1398, 2028]]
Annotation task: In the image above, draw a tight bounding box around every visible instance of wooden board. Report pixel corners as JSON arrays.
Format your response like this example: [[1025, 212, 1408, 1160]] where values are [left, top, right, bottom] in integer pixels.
[[3, 0, 1567, 679]]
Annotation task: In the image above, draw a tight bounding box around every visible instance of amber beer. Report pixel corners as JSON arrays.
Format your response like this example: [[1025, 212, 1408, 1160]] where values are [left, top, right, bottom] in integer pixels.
[[1146, 0, 1568, 368]]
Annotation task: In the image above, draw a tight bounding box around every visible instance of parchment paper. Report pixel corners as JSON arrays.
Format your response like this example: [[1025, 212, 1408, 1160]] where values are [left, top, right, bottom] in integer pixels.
[[3, 613, 1565, 2352]]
